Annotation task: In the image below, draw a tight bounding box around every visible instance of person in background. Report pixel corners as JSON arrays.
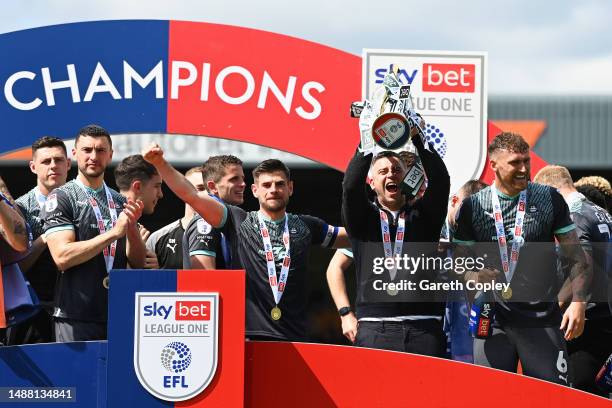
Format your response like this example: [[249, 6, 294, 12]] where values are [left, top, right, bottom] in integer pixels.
[[146, 166, 205, 270]]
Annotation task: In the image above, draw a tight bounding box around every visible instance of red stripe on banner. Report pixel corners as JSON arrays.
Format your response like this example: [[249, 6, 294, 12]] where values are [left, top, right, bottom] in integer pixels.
[[166, 21, 361, 171], [480, 122, 548, 184], [245, 342, 611, 407], [176, 269, 245, 408]]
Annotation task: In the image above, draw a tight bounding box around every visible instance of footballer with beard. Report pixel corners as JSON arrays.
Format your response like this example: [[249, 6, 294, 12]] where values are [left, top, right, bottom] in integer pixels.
[[143, 144, 350, 341], [453, 133, 588, 384]]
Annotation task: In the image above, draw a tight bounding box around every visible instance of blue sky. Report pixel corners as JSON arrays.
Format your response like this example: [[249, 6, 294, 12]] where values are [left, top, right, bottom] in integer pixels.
[[2, 0, 611, 94]]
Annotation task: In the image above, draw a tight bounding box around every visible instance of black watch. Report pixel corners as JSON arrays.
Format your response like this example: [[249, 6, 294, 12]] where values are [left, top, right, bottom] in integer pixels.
[[338, 306, 352, 317]]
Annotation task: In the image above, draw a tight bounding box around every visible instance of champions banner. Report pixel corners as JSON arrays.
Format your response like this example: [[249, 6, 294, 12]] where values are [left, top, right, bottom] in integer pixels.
[[0, 20, 360, 171]]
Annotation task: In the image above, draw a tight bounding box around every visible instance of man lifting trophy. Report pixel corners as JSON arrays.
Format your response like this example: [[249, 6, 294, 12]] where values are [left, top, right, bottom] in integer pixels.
[[352, 64, 428, 199], [341, 63, 451, 354]]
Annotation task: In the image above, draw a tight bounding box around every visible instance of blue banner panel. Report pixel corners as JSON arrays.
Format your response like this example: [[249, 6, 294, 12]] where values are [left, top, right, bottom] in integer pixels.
[[107, 269, 177, 407], [0, 20, 168, 152], [0, 341, 107, 407]]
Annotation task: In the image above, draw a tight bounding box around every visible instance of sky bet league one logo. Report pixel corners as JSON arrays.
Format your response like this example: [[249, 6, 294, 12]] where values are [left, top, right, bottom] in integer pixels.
[[134, 293, 219, 402]]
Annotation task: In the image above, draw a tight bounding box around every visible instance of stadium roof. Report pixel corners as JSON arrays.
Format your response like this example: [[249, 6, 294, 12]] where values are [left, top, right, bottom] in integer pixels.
[[490, 95, 612, 169]]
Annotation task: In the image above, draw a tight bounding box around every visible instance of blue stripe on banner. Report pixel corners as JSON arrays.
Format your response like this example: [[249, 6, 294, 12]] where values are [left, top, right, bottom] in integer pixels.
[[107, 269, 177, 407], [0, 341, 108, 407], [0, 20, 169, 152]]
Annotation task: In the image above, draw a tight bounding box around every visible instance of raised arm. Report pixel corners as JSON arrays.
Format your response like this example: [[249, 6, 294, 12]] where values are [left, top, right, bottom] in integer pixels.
[[142, 143, 226, 227], [342, 150, 373, 239], [413, 135, 451, 217]]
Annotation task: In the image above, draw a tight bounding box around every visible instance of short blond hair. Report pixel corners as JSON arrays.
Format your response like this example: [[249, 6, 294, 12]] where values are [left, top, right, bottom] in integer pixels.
[[184, 166, 203, 177], [574, 176, 612, 197], [533, 165, 574, 189]]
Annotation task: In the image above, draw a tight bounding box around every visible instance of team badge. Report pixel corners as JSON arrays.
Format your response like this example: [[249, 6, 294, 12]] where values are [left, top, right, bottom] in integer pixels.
[[196, 219, 212, 234], [45, 193, 58, 212]]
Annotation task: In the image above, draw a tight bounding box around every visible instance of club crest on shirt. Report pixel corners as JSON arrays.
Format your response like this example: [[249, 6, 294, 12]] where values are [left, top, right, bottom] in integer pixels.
[[45, 193, 58, 212], [197, 219, 212, 234]]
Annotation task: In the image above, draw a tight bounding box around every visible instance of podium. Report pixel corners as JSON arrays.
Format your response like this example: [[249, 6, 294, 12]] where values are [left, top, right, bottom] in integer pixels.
[[0, 269, 609, 407]]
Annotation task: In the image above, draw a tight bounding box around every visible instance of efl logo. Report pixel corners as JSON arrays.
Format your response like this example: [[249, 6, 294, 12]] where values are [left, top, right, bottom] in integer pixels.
[[134, 293, 219, 402], [422, 64, 475, 93]]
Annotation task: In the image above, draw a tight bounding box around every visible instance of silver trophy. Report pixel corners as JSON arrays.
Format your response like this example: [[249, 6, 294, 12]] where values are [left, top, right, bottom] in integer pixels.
[[352, 65, 427, 198]]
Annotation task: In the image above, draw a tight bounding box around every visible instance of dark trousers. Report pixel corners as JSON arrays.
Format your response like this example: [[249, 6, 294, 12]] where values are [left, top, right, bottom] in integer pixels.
[[473, 325, 568, 385], [568, 317, 612, 396], [5, 308, 54, 345], [354, 319, 446, 357]]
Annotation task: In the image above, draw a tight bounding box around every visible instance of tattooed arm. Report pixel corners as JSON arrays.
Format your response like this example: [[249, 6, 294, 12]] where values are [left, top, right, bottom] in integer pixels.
[[0, 177, 28, 252]]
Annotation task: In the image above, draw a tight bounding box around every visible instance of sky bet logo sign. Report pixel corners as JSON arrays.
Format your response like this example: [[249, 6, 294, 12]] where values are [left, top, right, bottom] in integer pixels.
[[374, 63, 475, 92], [134, 293, 219, 402]]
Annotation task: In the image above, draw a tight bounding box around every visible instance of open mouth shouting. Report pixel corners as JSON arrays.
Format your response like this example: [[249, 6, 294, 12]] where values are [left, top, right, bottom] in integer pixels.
[[385, 182, 399, 194]]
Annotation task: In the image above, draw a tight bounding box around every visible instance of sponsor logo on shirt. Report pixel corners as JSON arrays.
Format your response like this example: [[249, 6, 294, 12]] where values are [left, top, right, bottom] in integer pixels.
[[196, 219, 212, 234], [167, 242, 178, 254], [45, 194, 58, 212]]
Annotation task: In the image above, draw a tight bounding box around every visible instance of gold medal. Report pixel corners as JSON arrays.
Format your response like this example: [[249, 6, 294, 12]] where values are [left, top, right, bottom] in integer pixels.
[[103, 276, 110, 289], [501, 287, 512, 300], [271, 306, 282, 321]]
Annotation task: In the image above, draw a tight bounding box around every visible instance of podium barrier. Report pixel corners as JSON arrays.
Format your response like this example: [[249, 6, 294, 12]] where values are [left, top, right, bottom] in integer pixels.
[[1, 269, 610, 407], [107, 269, 245, 407]]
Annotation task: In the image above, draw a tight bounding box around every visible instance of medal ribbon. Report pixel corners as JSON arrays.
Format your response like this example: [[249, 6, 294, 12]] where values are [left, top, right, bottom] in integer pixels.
[[257, 212, 291, 306], [75, 179, 118, 273], [379, 210, 406, 280], [490, 185, 527, 284]]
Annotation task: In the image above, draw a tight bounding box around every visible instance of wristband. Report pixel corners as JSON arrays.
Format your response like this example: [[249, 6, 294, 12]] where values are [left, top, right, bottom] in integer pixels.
[[338, 306, 352, 317]]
